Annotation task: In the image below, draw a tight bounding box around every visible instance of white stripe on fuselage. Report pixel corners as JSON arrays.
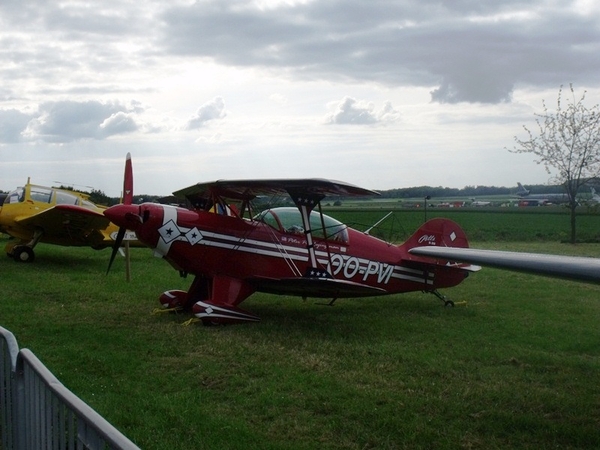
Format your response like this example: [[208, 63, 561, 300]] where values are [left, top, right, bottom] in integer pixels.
[[154, 205, 179, 257], [154, 205, 434, 286]]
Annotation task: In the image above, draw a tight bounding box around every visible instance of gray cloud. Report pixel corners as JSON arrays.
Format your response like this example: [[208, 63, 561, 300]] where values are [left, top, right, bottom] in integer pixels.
[[99, 111, 138, 136], [0, 1, 158, 98], [378, 101, 401, 123], [326, 97, 400, 125], [159, 0, 600, 104], [0, 0, 598, 110], [0, 100, 143, 143], [0, 109, 31, 143], [184, 97, 227, 130]]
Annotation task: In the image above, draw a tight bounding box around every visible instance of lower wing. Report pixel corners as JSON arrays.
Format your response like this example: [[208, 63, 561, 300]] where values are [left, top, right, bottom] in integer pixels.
[[252, 276, 387, 298]]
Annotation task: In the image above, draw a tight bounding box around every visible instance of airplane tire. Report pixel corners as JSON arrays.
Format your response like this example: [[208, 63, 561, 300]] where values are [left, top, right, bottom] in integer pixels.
[[13, 246, 35, 263]]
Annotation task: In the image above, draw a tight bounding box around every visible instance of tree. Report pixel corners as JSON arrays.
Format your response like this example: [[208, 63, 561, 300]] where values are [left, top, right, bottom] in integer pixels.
[[510, 84, 600, 243], [88, 189, 111, 206]]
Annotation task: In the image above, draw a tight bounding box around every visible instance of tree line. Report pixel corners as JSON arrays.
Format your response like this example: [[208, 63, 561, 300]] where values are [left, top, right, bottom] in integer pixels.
[[376, 183, 565, 199], [0, 182, 584, 204]]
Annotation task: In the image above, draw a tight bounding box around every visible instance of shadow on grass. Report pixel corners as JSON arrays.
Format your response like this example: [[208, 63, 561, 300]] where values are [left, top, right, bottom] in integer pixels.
[[155, 292, 471, 344]]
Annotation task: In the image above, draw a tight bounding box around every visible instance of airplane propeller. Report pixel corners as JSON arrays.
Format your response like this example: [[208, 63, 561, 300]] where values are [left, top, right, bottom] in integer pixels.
[[107, 227, 126, 274], [106, 153, 134, 275]]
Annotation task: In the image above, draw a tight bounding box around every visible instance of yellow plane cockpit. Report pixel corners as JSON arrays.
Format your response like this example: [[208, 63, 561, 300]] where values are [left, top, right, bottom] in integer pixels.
[[4, 184, 101, 211]]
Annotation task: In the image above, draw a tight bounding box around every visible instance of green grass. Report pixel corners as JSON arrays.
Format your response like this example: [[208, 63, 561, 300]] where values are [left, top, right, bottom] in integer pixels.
[[326, 208, 600, 243], [1, 236, 600, 449]]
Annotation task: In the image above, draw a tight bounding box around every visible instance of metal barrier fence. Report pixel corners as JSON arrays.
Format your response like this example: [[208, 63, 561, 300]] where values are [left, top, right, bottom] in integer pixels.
[[0, 326, 140, 450]]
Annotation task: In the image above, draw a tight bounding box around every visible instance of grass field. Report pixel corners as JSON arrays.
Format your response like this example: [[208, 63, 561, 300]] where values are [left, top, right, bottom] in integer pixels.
[[325, 208, 600, 243], [1, 211, 600, 449]]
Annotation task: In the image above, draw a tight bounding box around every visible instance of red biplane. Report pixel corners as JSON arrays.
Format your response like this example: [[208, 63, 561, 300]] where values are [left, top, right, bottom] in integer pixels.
[[104, 154, 480, 324], [105, 154, 600, 324]]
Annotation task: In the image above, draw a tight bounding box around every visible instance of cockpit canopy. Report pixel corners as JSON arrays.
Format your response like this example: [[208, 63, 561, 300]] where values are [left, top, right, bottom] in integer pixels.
[[4, 185, 98, 210], [255, 207, 349, 243], [5, 187, 25, 204]]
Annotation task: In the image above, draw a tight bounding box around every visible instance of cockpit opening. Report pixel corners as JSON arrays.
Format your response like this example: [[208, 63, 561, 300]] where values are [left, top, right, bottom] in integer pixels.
[[54, 190, 80, 205], [255, 207, 349, 243], [6, 188, 25, 204], [30, 186, 52, 203], [4, 185, 99, 211]]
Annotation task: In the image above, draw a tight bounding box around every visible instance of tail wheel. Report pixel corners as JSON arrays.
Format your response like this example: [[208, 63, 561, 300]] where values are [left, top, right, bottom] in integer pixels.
[[13, 246, 35, 263]]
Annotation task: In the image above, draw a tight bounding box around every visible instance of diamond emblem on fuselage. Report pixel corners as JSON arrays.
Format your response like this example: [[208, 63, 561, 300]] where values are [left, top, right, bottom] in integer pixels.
[[158, 220, 181, 243], [186, 227, 203, 245]]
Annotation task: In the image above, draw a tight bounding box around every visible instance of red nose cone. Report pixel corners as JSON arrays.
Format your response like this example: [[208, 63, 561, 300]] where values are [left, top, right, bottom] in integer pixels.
[[104, 204, 142, 230]]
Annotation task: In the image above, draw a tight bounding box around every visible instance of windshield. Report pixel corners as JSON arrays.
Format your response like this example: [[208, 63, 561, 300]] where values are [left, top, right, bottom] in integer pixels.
[[256, 207, 349, 243], [30, 186, 52, 203], [6, 188, 25, 204], [54, 190, 80, 205], [82, 199, 99, 210]]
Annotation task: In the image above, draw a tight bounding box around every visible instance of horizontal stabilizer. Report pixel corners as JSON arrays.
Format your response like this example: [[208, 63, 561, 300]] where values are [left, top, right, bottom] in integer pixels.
[[409, 246, 600, 285]]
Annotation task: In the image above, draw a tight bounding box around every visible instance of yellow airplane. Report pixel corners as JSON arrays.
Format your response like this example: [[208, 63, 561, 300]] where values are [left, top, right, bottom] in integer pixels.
[[0, 179, 135, 262]]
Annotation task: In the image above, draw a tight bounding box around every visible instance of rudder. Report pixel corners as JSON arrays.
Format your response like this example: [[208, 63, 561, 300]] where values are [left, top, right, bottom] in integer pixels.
[[401, 218, 470, 251]]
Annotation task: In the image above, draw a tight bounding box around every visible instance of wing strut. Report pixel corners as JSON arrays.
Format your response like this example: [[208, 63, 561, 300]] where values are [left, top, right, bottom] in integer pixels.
[[317, 201, 335, 274], [288, 189, 330, 278]]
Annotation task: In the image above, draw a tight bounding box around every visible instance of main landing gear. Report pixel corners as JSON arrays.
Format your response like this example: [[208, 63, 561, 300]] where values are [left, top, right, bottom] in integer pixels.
[[428, 289, 455, 308], [6, 229, 43, 263], [10, 245, 35, 263]]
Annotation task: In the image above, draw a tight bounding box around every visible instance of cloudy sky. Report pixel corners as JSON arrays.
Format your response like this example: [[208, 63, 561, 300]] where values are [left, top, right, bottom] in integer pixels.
[[1, 0, 599, 196]]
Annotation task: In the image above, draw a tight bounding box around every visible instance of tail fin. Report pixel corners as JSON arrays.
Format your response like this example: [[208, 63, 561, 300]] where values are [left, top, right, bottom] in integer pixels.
[[401, 219, 479, 290], [516, 182, 529, 196], [401, 218, 470, 251]]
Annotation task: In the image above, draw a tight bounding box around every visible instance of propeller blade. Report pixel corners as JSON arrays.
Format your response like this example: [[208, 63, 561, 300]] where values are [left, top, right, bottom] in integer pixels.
[[123, 152, 133, 205], [107, 226, 126, 274], [106, 153, 134, 276]]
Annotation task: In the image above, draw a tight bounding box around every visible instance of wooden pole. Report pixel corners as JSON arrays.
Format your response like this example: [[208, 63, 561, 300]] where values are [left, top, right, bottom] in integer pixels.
[[125, 240, 131, 282]]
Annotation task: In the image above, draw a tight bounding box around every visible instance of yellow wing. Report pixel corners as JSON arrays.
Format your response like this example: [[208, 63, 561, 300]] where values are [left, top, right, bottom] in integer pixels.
[[15, 204, 112, 247]]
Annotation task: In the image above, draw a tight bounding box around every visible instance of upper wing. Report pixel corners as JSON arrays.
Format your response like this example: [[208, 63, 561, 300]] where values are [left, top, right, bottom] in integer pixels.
[[173, 178, 379, 203], [409, 246, 600, 285], [16, 205, 111, 244]]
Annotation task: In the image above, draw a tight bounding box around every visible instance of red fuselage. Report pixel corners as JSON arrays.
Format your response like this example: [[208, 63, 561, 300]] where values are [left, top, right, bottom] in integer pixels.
[[105, 203, 470, 298]]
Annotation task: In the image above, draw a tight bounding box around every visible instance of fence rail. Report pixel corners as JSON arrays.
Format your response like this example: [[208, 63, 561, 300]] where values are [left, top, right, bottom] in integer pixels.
[[0, 326, 140, 450]]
